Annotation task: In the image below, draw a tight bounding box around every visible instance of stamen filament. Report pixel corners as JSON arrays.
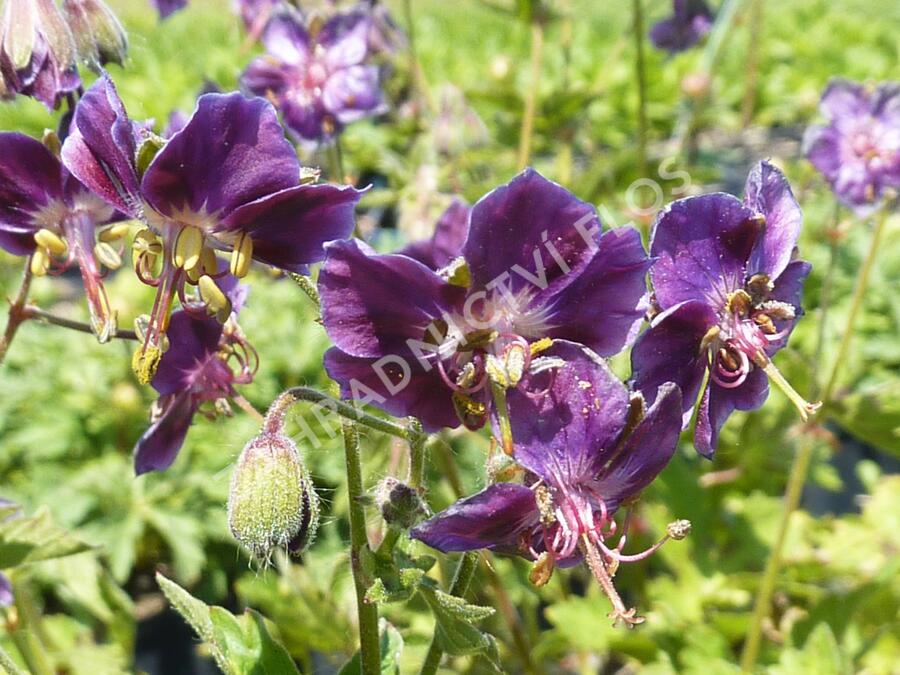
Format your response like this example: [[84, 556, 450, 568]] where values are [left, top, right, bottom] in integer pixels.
[[758, 354, 822, 421], [490, 380, 514, 456]]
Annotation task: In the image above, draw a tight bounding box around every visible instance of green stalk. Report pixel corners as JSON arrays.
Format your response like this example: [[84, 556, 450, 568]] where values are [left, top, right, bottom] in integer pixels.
[[516, 17, 545, 171], [631, 0, 648, 177], [0, 642, 27, 675], [740, 0, 764, 128], [0, 259, 33, 367], [408, 418, 426, 489], [288, 272, 321, 311], [740, 203, 890, 672], [418, 552, 479, 675], [342, 418, 381, 673]]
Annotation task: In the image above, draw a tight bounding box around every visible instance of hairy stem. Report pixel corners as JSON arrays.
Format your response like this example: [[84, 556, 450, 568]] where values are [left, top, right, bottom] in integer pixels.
[[516, 18, 545, 171], [0, 641, 27, 675], [0, 260, 34, 367], [407, 418, 426, 489], [288, 272, 321, 312], [419, 552, 479, 675], [632, 0, 648, 177]]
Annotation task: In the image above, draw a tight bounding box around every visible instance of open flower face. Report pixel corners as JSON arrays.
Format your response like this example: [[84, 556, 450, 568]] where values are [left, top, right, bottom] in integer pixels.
[[133, 275, 256, 474], [0, 132, 127, 341], [649, 0, 713, 53], [320, 169, 651, 433], [61, 74, 360, 383], [804, 79, 900, 214], [412, 342, 684, 625], [632, 161, 815, 457], [241, 7, 386, 143]]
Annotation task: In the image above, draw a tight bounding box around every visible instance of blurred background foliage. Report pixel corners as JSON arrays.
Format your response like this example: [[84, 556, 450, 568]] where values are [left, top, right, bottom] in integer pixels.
[[0, 0, 898, 672]]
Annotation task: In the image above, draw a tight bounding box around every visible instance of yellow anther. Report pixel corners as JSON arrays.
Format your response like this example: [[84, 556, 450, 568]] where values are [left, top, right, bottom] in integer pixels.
[[30, 249, 50, 276], [132, 345, 162, 385], [229, 232, 253, 278], [198, 274, 231, 318], [42, 129, 62, 156], [485, 354, 509, 389], [530, 337, 553, 357], [199, 246, 218, 276], [34, 228, 68, 256], [173, 226, 203, 270], [529, 552, 555, 588], [504, 344, 528, 387], [99, 222, 132, 243], [94, 242, 122, 270]]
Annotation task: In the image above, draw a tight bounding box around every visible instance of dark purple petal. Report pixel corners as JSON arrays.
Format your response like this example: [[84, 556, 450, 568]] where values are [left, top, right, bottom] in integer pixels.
[[650, 193, 761, 309], [744, 161, 803, 281], [218, 183, 361, 273], [151, 0, 187, 19], [141, 93, 300, 222], [151, 310, 223, 396], [399, 199, 470, 270], [0, 573, 12, 607], [464, 169, 600, 297], [324, 347, 464, 432], [631, 300, 715, 420], [694, 368, 769, 458], [260, 7, 310, 65], [319, 238, 465, 358], [0, 132, 64, 248], [594, 382, 682, 507], [133, 391, 196, 475], [764, 260, 811, 353], [539, 226, 650, 356], [322, 65, 385, 123], [503, 341, 630, 485], [280, 96, 329, 142], [649, 0, 712, 53], [410, 483, 538, 553], [60, 74, 141, 217], [240, 55, 291, 99]]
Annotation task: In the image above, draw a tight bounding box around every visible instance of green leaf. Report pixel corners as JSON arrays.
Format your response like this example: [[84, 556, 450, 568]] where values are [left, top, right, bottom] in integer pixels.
[[155, 573, 214, 643], [771, 623, 846, 675], [0, 506, 93, 568], [419, 586, 501, 669], [338, 619, 404, 675]]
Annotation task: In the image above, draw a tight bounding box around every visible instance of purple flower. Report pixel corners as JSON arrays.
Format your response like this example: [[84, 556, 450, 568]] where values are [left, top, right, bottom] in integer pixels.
[[649, 0, 713, 53], [0, 573, 11, 607], [241, 7, 386, 143], [151, 0, 188, 20], [234, 0, 281, 35], [397, 199, 470, 271], [804, 79, 900, 214], [0, 0, 80, 109], [0, 132, 126, 341], [632, 161, 816, 457], [133, 277, 255, 474], [61, 74, 361, 383], [412, 342, 683, 625], [320, 169, 651, 432]]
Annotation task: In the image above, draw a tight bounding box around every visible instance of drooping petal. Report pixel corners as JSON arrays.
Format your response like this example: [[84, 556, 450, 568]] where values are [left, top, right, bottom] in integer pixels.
[[60, 74, 140, 216], [631, 300, 715, 421], [594, 382, 682, 508], [538, 226, 650, 356], [503, 341, 630, 485], [649, 193, 761, 309], [151, 310, 223, 396], [694, 368, 769, 458], [322, 65, 385, 124], [463, 169, 600, 297], [218, 183, 361, 273], [399, 199, 470, 271], [319, 238, 465, 358], [744, 161, 803, 280], [141, 93, 300, 222], [324, 347, 465, 432], [410, 483, 539, 553], [133, 391, 196, 475], [0, 132, 65, 248]]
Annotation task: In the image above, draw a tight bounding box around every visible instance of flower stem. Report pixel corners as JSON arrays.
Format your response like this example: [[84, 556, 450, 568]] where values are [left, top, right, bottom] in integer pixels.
[[0, 642, 27, 675], [740, 0, 764, 128], [288, 272, 320, 310], [329, 135, 346, 184], [419, 552, 479, 675], [402, 0, 432, 115], [232, 393, 265, 424], [516, 16, 545, 171], [631, 0, 648, 177], [342, 418, 381, 674], [740, 202, 889, 672], [407, 418, 426, 489], [21, 305, 138, 341], [811, 208, 841, 397], [0, 259, 34, 367]]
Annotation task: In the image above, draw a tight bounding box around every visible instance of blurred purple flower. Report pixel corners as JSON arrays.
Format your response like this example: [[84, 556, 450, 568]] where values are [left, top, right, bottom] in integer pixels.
[[412, 342, 683, 625], [0, 573, 11, 607], [649, 0, 713, 53], [133, 277, 255, 474], [61, 74, 360, 382], [632, 161, 815, 457], [320, 169, 651, 432], [0, 132, 126, 341], [151, 0, 188, 20], [241, 7, 386, 143], [0, 0, 80, 108], [803, 79, 900, 214], [397, 199, 470, 271]]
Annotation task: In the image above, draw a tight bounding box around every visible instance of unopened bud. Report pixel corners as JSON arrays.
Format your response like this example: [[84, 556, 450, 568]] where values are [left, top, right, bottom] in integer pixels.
[[666, 519, 692, 541], [62, 0, 128, 68], [228, 432, 319, 563], [375, 477, 426, 529], [681, 72, 711, 99]]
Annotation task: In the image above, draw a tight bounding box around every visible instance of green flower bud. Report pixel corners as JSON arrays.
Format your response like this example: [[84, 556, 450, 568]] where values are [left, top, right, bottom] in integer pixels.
[[376, 477, 427, 530], [227, 432, 319, 564], [62, 0, 127, 69]]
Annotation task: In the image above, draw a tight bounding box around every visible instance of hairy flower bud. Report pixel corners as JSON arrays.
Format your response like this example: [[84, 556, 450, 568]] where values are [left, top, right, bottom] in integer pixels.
[[228, 432, 319, 563], [375, 477, 427, 530], [62, 0, 127, 69]]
